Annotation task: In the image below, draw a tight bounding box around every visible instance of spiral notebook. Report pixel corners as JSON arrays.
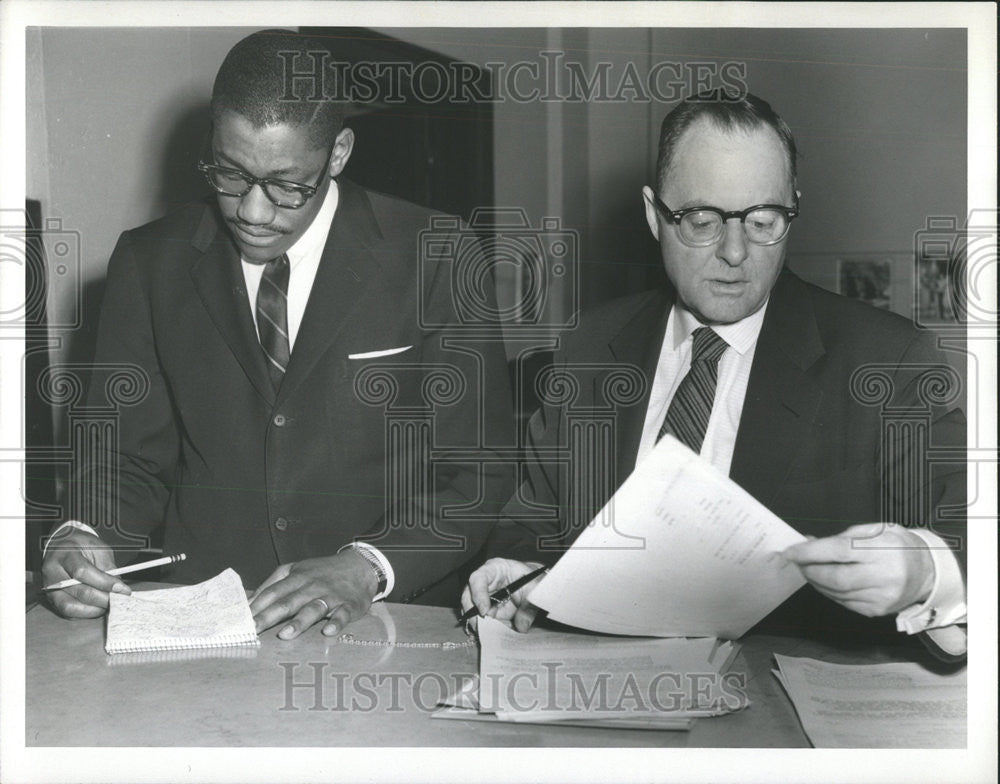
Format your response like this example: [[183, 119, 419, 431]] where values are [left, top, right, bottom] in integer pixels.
[[105, 567, 259, 654]]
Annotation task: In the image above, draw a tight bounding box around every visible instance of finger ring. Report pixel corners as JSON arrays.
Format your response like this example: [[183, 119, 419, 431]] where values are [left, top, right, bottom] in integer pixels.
[[490, 588, 512, 607], [314, 598, 331, 617]]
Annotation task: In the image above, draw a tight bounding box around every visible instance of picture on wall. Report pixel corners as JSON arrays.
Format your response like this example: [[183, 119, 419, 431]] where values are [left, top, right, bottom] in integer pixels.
[[837, 257, 892, 311], [915, 256, 960, 324]]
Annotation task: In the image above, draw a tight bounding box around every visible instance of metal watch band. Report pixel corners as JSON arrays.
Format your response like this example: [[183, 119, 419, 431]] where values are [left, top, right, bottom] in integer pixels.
[[341, 543, 388, 597]]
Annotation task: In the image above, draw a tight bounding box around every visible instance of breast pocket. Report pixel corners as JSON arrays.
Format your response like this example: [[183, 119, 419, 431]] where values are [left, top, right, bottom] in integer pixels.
[[328, 344, 431, 442]]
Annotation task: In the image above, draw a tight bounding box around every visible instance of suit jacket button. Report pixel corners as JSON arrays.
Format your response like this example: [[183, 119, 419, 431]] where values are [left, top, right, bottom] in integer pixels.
[[274, 517, 288, 531], [273, 414, 286, 427]]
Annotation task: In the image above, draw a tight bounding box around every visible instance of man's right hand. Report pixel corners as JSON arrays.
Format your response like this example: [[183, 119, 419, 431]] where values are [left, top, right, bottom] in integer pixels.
[[41, 529, 130, 618], [461, 558, 546, 632]]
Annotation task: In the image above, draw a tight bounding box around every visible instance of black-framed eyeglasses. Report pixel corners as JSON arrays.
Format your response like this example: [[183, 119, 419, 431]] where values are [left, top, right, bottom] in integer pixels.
[[197, 146, 333, 209], [648, 191, 799, 247]]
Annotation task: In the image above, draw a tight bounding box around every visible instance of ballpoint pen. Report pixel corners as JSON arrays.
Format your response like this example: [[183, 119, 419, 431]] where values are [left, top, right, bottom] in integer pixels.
[[457, 565, 549, 625]]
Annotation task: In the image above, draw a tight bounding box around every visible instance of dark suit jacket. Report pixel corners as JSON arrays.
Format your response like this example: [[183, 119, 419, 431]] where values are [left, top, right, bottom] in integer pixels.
[[68, 179, 514, 604], [491, 270, 966, 648]]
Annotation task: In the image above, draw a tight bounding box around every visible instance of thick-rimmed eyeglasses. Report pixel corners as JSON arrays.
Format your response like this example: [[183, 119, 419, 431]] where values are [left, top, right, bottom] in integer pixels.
[[648, 191, 799, 247], [197, 148, 333, 209]]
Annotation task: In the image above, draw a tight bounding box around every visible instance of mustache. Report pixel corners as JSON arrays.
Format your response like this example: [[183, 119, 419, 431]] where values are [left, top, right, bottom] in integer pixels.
[[227, 218, 292, 236]]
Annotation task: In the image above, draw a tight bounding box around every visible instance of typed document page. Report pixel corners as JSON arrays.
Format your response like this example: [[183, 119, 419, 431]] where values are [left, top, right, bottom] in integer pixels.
[[528, 435, 807, 638], [773, 655, 966, 748]]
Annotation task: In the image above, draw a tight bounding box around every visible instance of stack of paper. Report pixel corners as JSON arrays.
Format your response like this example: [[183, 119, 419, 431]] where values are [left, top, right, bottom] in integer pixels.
[[434, 618, 747, 729], [434, 438, 810, 731], [773, 655, 966, 748]]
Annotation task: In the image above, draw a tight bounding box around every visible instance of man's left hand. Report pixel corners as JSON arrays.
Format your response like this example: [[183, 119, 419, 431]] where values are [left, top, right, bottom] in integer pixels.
[[782, 523, 936, 617], [249, 550, 378, 639]]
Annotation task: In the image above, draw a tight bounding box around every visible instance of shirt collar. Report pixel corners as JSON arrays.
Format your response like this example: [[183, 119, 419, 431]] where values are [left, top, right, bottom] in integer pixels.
[[284, 178, 339, 269], [669, 296, 770, 356]]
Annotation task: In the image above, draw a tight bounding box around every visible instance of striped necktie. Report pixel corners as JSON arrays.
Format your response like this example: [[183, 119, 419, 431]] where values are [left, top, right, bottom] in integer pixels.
[[256, 253, 290, 390], [657, 327, 728, 453]]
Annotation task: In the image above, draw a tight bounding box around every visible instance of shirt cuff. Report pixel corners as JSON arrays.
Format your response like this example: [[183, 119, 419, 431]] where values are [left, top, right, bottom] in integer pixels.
[[338, 542, 395, 602], [42, 521, 100, 557], [896, 529, 967, 636]]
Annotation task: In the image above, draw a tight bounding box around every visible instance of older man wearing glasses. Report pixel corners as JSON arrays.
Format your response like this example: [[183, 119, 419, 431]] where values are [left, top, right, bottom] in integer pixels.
[[465, 93, 966, 661], [42, 30, 513, 640]]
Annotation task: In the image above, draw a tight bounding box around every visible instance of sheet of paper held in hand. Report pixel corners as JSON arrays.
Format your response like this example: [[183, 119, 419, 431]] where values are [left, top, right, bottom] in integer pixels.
[[773, 655, 967, 748], [529, 435, 807, 638]]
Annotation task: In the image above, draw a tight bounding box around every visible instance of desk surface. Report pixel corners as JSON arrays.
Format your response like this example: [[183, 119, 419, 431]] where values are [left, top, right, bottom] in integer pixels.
[[25, 599, 932, 748]]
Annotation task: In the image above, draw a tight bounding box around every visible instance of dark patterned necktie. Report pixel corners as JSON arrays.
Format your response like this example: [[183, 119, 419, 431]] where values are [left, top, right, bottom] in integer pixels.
[[256, 254, 290, 390], [657, 327, 728, 453]]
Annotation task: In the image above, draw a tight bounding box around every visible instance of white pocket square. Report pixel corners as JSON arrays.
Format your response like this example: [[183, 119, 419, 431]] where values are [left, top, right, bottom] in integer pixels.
[[348, 346, 413, 360]]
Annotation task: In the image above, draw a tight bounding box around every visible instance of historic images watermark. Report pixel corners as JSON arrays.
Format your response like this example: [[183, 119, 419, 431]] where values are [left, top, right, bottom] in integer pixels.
[[2, 208, 154, 553], [842, 210, 999, 554], [912, 210, 998, 330], [279, 48, 749, 105], [417, 208, 578, 331], [355, 205, 653, 551], [278, 662, 748, 715], [0, 209, 82, 332]]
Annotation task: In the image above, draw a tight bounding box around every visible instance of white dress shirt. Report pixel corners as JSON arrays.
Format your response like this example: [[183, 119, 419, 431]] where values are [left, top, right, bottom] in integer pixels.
[[635, 300, 966, 653], [636, 300, 766, 474]]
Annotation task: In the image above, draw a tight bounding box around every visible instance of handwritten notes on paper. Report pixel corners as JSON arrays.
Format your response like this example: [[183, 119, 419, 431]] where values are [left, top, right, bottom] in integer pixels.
[[105, 568, 259, 654], [528, 435, 807, 639]]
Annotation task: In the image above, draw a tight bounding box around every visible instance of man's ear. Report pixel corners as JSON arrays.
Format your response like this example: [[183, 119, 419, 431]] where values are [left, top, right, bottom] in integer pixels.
[[328, 127, 355, 178], [641, 185, 660, 241]]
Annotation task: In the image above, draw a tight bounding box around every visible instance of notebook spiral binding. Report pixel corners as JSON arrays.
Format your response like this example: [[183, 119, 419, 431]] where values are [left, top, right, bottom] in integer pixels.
[[106, 644, 261, 666], [105, 634, 260, 655]]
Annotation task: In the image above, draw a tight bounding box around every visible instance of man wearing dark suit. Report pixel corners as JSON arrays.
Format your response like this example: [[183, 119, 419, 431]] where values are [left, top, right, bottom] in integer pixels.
[[42, 30, 512, 640], [463, 94, 966, 659]]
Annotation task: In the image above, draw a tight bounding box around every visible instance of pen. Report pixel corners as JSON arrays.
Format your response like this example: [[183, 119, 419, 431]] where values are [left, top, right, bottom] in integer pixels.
[[41, 553, 187, 592], [457, 566, 549, 625]]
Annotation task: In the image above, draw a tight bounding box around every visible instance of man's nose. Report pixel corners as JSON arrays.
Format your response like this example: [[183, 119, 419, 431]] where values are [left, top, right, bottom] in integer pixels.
[[236, 184, 276, 226], [715, 219, 749, 266]]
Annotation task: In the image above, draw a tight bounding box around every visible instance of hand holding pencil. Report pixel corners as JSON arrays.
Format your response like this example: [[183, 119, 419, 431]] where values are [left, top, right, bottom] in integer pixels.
[[40, 528, 133, 620], [43, 553, 186, 591]]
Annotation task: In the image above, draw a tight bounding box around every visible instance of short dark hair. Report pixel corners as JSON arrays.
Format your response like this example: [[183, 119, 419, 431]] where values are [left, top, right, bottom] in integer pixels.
[[211, 29, 345, 149], [654, 92, 798, 192]]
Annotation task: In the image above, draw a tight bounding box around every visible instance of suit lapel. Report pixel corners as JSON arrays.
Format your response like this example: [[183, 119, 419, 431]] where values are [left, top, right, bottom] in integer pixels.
[[276, 179, 383, 404], [730, 270, 826, 507], [188, 204, 275, 405], [607, 289, 672, 480]]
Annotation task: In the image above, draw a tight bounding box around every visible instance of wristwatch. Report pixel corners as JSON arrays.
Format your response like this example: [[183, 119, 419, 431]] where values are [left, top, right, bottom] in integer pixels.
[[338, 542, 390, 600]]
